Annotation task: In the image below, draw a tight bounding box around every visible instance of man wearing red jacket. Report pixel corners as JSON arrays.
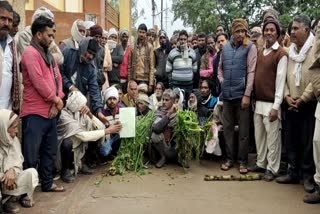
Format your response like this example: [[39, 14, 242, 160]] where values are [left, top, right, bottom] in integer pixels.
[[20, 16, 65, 192]]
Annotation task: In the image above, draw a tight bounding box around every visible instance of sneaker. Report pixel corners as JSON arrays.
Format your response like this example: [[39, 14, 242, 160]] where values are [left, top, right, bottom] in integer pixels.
[[264, 170, 275, 182], [275, 174, 299, 184], [4, 202, 20, 213], [303, 190, 320, 204], [248, 165, 265, 173]]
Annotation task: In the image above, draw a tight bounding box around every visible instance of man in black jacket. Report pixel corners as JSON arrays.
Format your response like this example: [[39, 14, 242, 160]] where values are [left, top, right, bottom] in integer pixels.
[[154, 30, 171, 88], [194, 32, 207, 88], [59, 37, 109, 124]]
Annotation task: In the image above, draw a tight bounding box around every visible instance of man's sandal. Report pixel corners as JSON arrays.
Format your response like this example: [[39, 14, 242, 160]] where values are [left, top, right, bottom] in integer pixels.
[[220, 161, 233, 171], [239, 165, 248, 174], [47, 183, 65, 192]]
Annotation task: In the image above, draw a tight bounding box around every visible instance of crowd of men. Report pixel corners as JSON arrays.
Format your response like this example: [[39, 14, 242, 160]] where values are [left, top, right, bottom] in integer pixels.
[[0, 1, 320, 212]]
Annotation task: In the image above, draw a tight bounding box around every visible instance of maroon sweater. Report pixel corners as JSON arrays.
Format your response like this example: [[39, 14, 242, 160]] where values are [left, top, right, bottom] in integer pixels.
[[254, 47, 287, 102]]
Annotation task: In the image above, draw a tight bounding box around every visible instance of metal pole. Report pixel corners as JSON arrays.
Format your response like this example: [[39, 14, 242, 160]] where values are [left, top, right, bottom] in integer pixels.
[[160, 0, 163, 30], [152, 0, 155, 27]]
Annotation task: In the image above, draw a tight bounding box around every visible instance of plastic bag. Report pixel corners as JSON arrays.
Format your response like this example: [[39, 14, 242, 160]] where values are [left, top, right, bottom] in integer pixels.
[[205, 122, 222, 156]]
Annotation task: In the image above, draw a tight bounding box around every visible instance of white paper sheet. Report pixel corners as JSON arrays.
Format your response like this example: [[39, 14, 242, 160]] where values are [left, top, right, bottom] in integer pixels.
[[119, 107, 136, 138]]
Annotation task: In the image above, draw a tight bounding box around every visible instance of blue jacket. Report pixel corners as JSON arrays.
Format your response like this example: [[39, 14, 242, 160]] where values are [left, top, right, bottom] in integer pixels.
[[59, 37, 103, 114], [221, 41, 252, 100]]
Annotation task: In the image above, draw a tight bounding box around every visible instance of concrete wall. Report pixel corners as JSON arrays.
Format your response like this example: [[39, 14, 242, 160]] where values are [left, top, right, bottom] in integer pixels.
[[119, 0, 131, 31]]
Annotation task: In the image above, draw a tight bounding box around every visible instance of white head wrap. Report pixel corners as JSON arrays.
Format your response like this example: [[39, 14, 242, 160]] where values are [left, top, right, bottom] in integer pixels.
[[103, 30, 109, 37], [84, 21, 95, 30], [108, 28, 118, 37], [32, 7, 54, 23], [0, 109, 18, 147], [66, 91, 87, 113], [71, 19, 86, 44], [104, 86, 119, 102]]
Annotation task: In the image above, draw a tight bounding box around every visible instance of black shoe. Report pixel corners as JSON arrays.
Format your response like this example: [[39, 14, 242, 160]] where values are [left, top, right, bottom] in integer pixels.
[[248, 165, 265, 173], [276, 174, 300, 184], [80, 164, 94, 175], [264, 170, 275, 182], [61, 169, 75, 183], [4, 201, 20, 213], [303, 190, 320, 204], [303, 178, 315, 193]]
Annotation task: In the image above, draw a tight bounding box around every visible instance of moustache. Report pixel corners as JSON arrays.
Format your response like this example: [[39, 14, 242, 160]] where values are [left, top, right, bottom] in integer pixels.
[[0, 26, 9, 31]]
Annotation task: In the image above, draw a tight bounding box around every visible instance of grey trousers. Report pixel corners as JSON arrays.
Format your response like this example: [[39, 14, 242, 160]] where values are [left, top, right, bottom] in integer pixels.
[[222, 99, 250, 164]]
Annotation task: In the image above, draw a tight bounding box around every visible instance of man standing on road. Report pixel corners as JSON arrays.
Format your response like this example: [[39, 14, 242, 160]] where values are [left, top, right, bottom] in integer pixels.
[[304, 20, 320, 204], [276, 15, 317, 193], [21, 16, 65, 192], [251, 19, 288, 181], [218, 18, 257, 174]]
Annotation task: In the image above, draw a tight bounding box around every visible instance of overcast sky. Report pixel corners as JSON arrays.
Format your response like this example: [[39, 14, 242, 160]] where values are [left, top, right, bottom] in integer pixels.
[[136, 0, 192, 38]]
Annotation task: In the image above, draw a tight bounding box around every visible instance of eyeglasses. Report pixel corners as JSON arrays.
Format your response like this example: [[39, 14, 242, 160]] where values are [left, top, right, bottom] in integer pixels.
[[79, 29, 86, 34]]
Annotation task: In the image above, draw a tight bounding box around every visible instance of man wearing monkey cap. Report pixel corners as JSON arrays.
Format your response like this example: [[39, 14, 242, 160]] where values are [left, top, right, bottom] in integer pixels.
[[218, 18, 257, 174]]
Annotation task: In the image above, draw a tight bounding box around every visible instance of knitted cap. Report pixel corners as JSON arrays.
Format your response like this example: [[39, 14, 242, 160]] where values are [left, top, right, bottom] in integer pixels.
[[87, 38, 99, 54], [90, 25, 103, 37], [263, 19, 281, 38]]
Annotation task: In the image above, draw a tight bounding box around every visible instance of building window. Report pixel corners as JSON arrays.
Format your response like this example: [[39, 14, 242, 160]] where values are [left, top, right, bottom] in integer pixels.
[[65, 0, 83, 13]]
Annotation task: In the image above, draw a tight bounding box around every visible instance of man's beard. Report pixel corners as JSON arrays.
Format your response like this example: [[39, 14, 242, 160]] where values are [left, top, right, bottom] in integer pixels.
[[39, 40, 49, 51], [198, 45, 206, 55], [188, 100, 197, 111], [156, 93, 162, 100], [160, 42, 166, 49]]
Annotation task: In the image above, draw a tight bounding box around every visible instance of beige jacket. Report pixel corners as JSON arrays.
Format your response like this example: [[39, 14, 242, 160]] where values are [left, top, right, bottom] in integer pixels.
[[285, 47, 315, 102], [128, 41, 155, 86]]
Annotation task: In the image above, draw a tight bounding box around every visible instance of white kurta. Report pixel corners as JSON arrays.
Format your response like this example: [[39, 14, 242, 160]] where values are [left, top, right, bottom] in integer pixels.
[[254, 42, 288, 174], [0, 36, 13, 110]]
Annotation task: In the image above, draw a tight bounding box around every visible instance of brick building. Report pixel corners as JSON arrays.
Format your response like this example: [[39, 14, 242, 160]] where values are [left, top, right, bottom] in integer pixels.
[[23, 0, 131, 43]]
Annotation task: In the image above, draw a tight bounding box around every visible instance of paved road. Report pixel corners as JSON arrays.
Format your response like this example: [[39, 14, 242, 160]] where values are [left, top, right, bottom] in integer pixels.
[[21, 160, 319, 214]]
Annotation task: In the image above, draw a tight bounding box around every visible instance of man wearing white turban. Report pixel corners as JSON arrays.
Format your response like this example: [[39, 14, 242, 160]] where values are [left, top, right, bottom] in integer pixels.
[[100, 87, 123, 159], [57, 91, 122, 183], [59, 19, 86, 50]]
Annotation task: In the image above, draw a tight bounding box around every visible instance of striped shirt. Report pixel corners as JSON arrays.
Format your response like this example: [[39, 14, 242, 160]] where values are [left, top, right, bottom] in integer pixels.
[[166, 47, 197, 86]]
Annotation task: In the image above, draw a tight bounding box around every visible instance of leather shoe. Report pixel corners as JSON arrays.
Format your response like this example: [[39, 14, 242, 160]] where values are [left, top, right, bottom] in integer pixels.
[[80, 164, 94, 175], [61, 169, 75, 183], [264, 170, 275, 182], [304, 178, 315, 193], [248, 165, 265, 173], [4, 201, 20, 213], [276, 174, 299, 184], [303, 190, 320, 204]]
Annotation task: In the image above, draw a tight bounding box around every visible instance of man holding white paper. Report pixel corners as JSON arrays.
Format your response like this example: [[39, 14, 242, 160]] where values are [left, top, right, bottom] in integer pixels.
[[101, 87, 123, 159]]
